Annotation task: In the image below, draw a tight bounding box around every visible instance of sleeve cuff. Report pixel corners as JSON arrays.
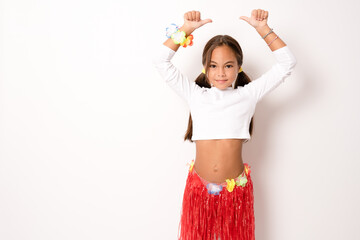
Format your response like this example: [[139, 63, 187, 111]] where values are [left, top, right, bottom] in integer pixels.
[[159, 44, 176, 60], [272, 45, 297, 66]]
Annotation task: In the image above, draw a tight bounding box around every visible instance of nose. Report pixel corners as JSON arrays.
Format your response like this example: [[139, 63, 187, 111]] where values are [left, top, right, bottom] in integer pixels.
[[217, 67, 225, 77]]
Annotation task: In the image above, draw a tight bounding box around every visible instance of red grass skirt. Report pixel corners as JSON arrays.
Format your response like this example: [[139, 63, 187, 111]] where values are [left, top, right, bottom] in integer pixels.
[[178, 160, 255, 240]]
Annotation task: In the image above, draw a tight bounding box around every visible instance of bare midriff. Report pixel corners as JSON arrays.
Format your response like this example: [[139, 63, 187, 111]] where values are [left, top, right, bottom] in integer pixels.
[[194, 139, 245, 184]]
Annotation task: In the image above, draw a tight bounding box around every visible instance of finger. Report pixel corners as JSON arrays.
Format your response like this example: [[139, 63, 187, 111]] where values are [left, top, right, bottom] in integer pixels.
[[185, 11, 191, 21], [191, 11, 196, 21], [251, 9, 257, 18], [188, 12, 193, 21], [261, 10, 265, 20], [264, 11, 268, 20], [200, 18, 212, 26], [196, 11, 200, 21], [194, 11, 198, 21], [184, 12, 190, 21], [257, 9, 261, 20], [239, 16, 250, 23]]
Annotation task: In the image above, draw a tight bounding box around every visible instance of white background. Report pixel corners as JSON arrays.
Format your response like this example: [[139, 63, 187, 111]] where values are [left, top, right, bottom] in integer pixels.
[[1, 0, 360, 239]]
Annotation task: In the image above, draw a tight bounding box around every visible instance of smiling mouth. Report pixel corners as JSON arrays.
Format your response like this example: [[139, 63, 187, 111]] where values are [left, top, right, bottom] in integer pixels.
[[216, 80, 227, 83]]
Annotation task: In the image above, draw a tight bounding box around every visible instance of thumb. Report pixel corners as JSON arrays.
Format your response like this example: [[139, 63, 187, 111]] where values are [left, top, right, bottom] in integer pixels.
[[239, 16, 250, 23], [200, 18, 213, 27]]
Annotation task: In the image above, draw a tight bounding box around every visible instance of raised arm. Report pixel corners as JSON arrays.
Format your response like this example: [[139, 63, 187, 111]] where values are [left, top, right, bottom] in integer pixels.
[[163, 11, 212, 52], [240, 9, 287, 51], [239, 9, 297, 102], [153, 11, 212, 104]]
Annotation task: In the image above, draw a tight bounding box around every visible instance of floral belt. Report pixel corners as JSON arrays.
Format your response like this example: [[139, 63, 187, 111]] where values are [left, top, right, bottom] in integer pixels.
[[187, 159, 251, 195]]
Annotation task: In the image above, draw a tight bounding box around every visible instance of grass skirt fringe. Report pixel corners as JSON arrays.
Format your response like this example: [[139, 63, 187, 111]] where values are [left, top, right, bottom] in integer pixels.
[[178, 161, 255, 240]]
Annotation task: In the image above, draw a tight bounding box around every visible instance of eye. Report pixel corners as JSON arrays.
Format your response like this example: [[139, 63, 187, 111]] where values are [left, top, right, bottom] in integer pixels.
[[209, 64, 216, 68], [225, 65, 233, 68]]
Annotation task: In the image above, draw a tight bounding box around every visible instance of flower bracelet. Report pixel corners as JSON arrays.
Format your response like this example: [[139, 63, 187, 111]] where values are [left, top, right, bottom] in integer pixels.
[[166, 23, 194, 48]]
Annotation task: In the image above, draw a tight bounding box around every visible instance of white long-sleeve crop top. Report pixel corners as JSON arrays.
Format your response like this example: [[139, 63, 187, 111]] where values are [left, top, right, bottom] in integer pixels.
[[153, 44, 297, 141]]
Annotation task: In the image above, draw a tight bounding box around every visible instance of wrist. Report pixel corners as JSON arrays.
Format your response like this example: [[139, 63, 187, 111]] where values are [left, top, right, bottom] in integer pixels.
[[179, 25, 195, 36], [255, 25, 271, 36]]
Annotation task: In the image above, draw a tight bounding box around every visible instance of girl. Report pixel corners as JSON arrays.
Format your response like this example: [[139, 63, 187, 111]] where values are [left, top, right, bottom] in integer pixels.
[[154, 9, 297, 240]]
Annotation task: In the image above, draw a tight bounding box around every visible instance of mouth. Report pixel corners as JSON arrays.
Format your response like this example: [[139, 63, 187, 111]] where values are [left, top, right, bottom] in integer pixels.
[[216, 80, 228, 84]]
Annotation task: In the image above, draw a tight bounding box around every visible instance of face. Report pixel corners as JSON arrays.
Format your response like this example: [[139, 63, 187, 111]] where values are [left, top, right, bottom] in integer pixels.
[[206, 45, 240, 90]]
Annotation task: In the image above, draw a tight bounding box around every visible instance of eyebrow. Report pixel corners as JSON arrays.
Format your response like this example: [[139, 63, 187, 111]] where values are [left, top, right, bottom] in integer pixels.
[[210, 60, 235, 64]]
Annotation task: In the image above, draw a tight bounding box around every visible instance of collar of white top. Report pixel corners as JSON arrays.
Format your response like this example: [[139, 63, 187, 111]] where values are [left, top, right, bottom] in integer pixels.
[[211, 86, 233, 91]]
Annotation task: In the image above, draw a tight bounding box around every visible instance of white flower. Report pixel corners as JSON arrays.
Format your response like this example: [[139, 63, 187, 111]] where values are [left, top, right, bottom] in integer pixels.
[[206, 183, 223, 195], [165, 24, 179, 38]]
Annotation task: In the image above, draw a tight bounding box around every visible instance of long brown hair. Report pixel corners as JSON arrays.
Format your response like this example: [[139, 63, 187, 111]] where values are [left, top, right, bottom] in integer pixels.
[[184, 35, 254, 143]]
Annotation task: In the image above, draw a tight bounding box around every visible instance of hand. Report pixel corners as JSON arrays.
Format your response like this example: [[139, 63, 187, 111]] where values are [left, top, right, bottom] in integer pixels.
[[240, 9, 268, 29], [182, 11, 212, 32]]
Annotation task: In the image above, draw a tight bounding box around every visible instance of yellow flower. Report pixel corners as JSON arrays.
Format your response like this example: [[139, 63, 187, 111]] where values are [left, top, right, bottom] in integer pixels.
[[244, 164, 251, 175], [226, 178, 235, 192], [188, 159, 194, 172]]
